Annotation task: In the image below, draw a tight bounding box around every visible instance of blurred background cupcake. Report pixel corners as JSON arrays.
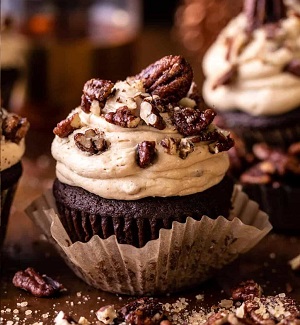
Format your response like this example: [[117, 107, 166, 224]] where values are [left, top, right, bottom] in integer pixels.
[[1, 109, 30, 247]]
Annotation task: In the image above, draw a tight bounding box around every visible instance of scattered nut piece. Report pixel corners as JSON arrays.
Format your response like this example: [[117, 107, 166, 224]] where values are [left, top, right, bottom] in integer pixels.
[[137, 141, 156, 168], [289, 254, 300, 271], [95, 305, 117, 324], [53, 113, 81, 138], [2, 114, 30, 143], [12, 267, 64, 297], [74, 129, 107, 154], [231, 280, 262, 301], [136, 55, 193, 103], [140, 100, 165, 129], [54, 311, 79, 324], [105, 106, 140, 128]]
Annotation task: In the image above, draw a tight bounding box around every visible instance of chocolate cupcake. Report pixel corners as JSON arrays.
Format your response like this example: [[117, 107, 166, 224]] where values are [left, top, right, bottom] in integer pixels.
[[51, 55, 234, 248], [1, 108, 29, 246], [202, 0, 300, 150]]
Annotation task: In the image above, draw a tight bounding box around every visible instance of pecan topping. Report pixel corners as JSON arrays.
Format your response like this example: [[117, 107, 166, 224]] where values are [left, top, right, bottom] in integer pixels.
[[172, 107, 216, 137], [118, 297, 167, 325], [160, 137, 195, 159], [2, 114, 30, 144], [74, 129, 107, 154], [81, 79, 114, 113], [105, 106, 140, 128], [212, 65, 238, 90], [140, 99, 166, 130], [244, 0, 287, 33], [178, 138, 194, 159], [53, 113, 81, 138], [136, 55, 193, 103], [232, 280, 262, 301], [209, 134, 235, 154], [12, 267, 64, 297], [160, 137, 180, 155], [137, 141, 156, 168], [284, 59, 300, 77]]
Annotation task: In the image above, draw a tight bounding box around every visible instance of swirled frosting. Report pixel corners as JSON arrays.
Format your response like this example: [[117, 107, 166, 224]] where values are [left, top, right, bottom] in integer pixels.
[[1, 109, 26, 171], [202, 12, 300, 116], [52, 79, 230, 200]]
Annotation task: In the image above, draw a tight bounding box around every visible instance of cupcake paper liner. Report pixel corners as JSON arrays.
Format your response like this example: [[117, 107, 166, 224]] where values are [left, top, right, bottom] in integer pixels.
[[1, 182, 19, 247], [243, 183, 300, 233], [25, 187, 272, 295]]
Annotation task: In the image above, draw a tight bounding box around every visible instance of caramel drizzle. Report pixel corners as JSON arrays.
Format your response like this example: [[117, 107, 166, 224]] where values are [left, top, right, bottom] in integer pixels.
[[244, 0, 287, 32]]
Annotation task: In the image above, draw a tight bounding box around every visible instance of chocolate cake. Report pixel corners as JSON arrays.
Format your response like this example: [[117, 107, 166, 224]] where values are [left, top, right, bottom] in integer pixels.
[[53, 175, 234, 247]]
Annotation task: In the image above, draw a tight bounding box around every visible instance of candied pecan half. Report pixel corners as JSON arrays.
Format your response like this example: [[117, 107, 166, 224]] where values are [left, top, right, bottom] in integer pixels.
[[244, 0, 287, 33], [171, 107, 216, 137], [136, 55, 193, 103], [118, 297, 166, 325], [2, 114, 30, 144], [81, 79, 114, 113], [53, 113, 81, 138], [12, 267, 64, 297], [284, 59, 300, 77], [105, 106, 140, 128], [74, 129, 107, 154], [232, 280, 262, 302], [137, 141, 156, 168], [140, 99, 166, 130]]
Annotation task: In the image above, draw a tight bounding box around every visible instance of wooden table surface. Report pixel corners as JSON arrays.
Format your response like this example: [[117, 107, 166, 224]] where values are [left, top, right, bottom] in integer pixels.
[[1, 27, 300, 325]]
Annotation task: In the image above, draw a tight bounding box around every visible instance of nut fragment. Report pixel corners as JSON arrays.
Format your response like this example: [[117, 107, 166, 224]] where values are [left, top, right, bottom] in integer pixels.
[[136, 55, 193, 103], [232, 280, 262, 301], [105, 106, 140, 128], [172, 107, 216, 136], [137, 141, 156, 168], [284, 59, 300, 77], [118, 297, 167, 325], [140, 100, 166, 129], [96, 305, 117, 324], [53, 113, 81, 138], [12, 267, 64, 297], [74, 129, 107, 154], [178, 138, 194, 159], [81, 79, 114, 113], [160, 137, 180, 155], [2, 114, 30, 143]]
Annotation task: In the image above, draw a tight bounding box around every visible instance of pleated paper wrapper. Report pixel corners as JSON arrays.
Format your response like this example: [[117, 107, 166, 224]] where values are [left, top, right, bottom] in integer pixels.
[[25, 186, 272, 295]]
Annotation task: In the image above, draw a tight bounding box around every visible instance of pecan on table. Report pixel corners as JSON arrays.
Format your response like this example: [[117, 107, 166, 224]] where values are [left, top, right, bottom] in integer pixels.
[[136, 141, 156, 168], [81, 78, 114, 113], [136, 55, 193, 103], [231, 280, 262, 302], [2, 114, 30, 143], [105, 106, 140, 128], [53, 113, 81, 138], [12, 267, 64, 297]]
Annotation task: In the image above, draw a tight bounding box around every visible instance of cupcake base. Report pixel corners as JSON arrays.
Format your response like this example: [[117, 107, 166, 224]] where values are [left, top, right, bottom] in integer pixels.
[[216, 107, 300, 149], [1, 162, 23, 246], [53, 176, 234, 247]]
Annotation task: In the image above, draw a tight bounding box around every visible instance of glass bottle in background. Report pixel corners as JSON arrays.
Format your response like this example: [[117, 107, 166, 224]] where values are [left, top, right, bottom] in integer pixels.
[[21, 0, 142, 130]]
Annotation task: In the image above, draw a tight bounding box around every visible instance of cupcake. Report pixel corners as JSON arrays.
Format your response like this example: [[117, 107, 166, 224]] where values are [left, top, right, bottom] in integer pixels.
[[1, 108, 30, 246], [45, 55, 271, 294], [51, 55, 235, 247], [202, 0, 300, 149]]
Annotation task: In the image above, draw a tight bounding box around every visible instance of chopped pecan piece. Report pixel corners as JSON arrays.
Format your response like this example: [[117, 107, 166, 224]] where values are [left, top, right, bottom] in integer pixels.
[[2, 114, 30, 144], [284, 59, 300, 77], [136, 55, 193, 103], [212, 65, 238, 90], [53, 113, 81, 138], [172, 107, 216, 137], [118, 297, 166, 325], [140, 99, 166, 130], [178, 138, 194, 159], [137, 141, 156, 168], [160, 137, 180, 155], [232, 280, 262, 301], [96, 305, 117, 324], [105, 106, 140, 128], [209, 135, 235, 154], [12, 267, 64, 297], [74, 129, 107, 154], [81, 79, 114, 113], [244, 0, 287, 33]]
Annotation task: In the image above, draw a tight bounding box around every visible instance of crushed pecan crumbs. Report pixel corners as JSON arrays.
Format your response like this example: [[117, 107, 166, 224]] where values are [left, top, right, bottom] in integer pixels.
[[53, 113, 81, 138], [2, 113, 30, 144], [12, 267, 64, 298]]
